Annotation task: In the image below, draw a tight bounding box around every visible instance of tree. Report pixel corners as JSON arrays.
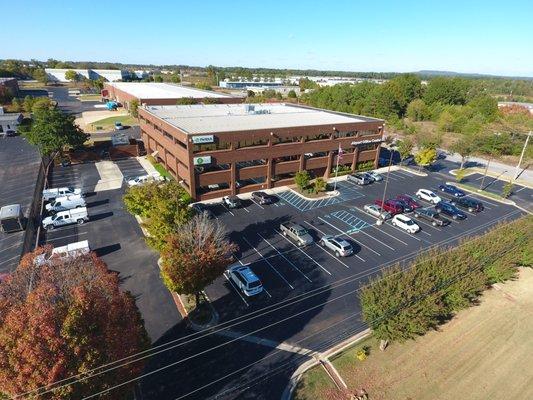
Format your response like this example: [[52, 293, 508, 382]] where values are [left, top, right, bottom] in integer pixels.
[[313, 177, 326, 194], [406, 99, 428, 121], [475, 133, 505, 190], [0, 247, 149, 399], [294, 170, 311, 191], [287, 89, 297, 99], [31, 97, 54, 113], [423, 77, 470, 105], [396, 139, 413, 165], [455, 168, 467, 183], [299, 77, 319, 91], [21, 107, 88, 157], [11, 97, 22, 112], [64, 69, 79, 82], [161, 213, 238, 303], [170, 72, 181, 83], [176, 97, 198, 105], [123, 181, 161, 217], [415, 147, 437, 169], [449, 136, 475, 169], [153, 75, 163, 82], [32, 68, 48, 84], [0, 86, 14, 104], [23, 95, 34, 113], [129, 99, 139, 118]]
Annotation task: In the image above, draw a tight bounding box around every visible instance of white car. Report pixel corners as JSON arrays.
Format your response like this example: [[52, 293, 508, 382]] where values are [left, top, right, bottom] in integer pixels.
[[416, 189, 442, 204], [391, 214, 420, 234], [227, 264, 263, 296], [127, 175, 150, 186]]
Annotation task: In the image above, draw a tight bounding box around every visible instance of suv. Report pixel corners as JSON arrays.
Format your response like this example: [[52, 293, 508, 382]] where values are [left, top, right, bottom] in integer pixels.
[[391, 214, 420, 234], [435, 201, 467, 220], [320, 235, 353, 257], [227, 264, 263, 297], [451, 197, 484, 213], [347, 173, 371, 185], [251, 191, 273, 205], [374, 199, 403, 215], [223, 195, 242, 209], [413, 207, 450, 226], [416, 189, 442, 204], [438, 184, 465, 197], [395, 194, 422, 210], [280, 222, 314, 247]]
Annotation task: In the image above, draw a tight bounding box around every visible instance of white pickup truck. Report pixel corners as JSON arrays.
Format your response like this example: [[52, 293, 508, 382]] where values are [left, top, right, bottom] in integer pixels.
[[42, 187, 83, 202], [42, 207, 89, 230], [280, 222, 314, 247]]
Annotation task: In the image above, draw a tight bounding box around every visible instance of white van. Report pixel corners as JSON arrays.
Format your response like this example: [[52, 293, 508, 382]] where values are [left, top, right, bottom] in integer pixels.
[[34, 240, 90, 265], [45, 194, 86, 213], [42, 207, 89, 230], [42, 187, 83, 202]]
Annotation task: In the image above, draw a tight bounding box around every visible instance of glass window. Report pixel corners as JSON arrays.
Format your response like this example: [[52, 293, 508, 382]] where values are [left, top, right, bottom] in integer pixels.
[[236, 159, 266, 169], [305, 133, 330, 142], [193, 139, 231, 153], [236, 137, 269, 149], [336, 131, 357, 138], [274, 136, 300, 145]]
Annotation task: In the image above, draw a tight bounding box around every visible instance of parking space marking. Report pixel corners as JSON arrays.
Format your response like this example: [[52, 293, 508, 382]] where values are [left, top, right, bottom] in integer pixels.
[[0, 254, 19, 267], [237, 258, 273, 298], [256, 234, 312, 283], [46, 231, 88, 242], [242, 206, 250, 213], [275, 230, 332, 275], [368, 224, 409, 245], [464, 194, 497, 208], [317, 216, 383, 256], [327, 210, 370, 233], [276, 186, 364, 212], [516, 186, 526, 193], [223, 273, 249, 307], [303, 221, 366, 262], [250, 199, 265, 210], [411, 217, 443, 232], [0, 242, 21, 254], [313, 243, 351, 268], [242, 237, 295, 289], [221, 204, 235, 216]]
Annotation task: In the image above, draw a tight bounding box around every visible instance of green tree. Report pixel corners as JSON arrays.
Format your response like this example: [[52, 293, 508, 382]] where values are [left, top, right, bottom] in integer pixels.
[[64, 69, 79, 82], [396, 139, 414, 165], [32, 68, 48, 84], [502, 180, 513, 198], [31, 97, 54, 113], [11, 97, 22, 112], [313, 177, 326, 194], [415, 147, 437, 169], [161, 213, 238, 303], [455, 168, 467, 183], [294, 170, 311, 191], [123, 181, 160, 217], [21, 107, 88, 157], [468, 94, 499, 121], [406, 99, 428, 121], [23, 95, 34, 113], [153, 75, 163, 82], [129, 99, 139, 118], [287, 89, 297, 99], [299, 77, 319, 91], [423, 77, 470, 105], [449, 136, 475, 169], [170, 72, 181, 83]]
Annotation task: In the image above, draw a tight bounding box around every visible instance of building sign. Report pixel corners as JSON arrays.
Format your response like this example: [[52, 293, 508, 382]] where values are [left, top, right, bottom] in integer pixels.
[[351, 138, 383, 146], [193, 156, 212, 166], [192, 135, 214, 144]]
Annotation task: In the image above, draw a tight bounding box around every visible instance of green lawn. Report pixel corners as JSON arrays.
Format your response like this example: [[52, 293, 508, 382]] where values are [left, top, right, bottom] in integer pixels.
[[455, 182, 510, 202], [152, 162, 174, 180], [292, 363, 336, 400], [79, 94, 102, 102], [89, 115, 138, 131]]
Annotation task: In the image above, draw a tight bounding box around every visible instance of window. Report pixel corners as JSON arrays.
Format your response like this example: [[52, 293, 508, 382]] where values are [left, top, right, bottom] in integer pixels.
[[236, 159, 266, 169], [336, 131, 357, 138], [193, 139, 231, 153], [359, 143, 378, 151], [274, 136, 300, 145], [236, 137, 269, 149], [359, 130, 378, 137], [305, 133, 330, 142]]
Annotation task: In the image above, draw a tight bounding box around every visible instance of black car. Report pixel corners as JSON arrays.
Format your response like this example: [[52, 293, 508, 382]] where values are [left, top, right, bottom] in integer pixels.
[[413, 207, 450, 227], [451, 197, 484, 213], [251, 191, 273, 205], [435, 201, 467, 220], [394, 199, 414, 213], [191, 203, 215, 219]]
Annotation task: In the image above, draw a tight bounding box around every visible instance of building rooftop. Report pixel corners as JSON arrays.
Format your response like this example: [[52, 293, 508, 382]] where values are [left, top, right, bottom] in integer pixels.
[[108, 82, 233, 100], [143, 103, 382, 134], [0, 77, 17, 83]]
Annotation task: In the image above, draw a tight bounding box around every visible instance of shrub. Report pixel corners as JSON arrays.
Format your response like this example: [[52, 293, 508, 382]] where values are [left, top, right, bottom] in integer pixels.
[[455, 168, 467, 183], [294, 170, 311, 191]]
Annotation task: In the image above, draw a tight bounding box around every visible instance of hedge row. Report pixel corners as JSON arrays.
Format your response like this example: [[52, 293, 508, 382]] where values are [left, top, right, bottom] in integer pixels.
[[360, 216, 532, 343]]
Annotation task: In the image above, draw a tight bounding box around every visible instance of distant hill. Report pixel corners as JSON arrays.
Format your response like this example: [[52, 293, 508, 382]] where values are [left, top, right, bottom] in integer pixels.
[[416, 70, 533, 80]]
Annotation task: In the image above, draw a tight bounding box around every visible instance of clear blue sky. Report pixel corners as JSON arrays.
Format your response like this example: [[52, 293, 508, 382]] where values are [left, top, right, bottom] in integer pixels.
[[3, 0, 532, 77]]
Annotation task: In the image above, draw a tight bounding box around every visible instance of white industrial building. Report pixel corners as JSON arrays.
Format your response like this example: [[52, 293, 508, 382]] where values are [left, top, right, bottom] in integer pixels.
[[45, 68, 129, 82]]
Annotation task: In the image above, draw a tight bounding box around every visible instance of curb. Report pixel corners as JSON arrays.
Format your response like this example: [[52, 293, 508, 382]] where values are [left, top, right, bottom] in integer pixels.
[[469, 167, 533, 189], [448, 182, 516, 205], [399, 166, 428, 177]]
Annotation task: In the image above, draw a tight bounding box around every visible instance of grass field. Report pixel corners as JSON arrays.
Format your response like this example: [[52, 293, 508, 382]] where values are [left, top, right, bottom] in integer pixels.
[[294, 267, 533, 400], [89, 115, 138, 131], [79, 94, 102, 102]]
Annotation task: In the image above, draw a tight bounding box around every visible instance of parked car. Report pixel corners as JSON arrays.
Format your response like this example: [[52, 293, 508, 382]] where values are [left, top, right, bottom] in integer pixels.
[[320, 235, 353, 257], [391, 214, 420, 234], [363, 204, 392, 220], [451, 197, 484, 213], [435, 201, 467, 220], [223, 195, 242, 209], [416, 189, 442, 204], [42, 207, 89, 231], [114, 121, 124, 130], [251, 191, 273, 205], [347, 173, 372, 185], [374, 199, 404, 215], [393, 198, 414, 213], [191, 203, 215, 219], [227, 264, 263, 296], [438, 184, 465, 197], [45, 194, 86, 213], [365, 171, 383, 182], [42, 187, 83, 202], [413, 207, 450, 226], [34, 240, 91, 266], [280, 222, 314, 247], [395, 194, 422, 209]]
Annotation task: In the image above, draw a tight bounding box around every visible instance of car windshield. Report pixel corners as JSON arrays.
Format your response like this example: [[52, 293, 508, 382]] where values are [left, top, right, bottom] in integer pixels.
[[341, 245, 352, 250], [249, 280, 262, 288], [404, 219, 414, 225], [67, 187, 74, 192], [296, 229, 308, 236]]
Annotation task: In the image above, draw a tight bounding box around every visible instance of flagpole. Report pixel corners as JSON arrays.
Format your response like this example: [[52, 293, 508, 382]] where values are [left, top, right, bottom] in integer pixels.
[[333, 144, 341, 192]]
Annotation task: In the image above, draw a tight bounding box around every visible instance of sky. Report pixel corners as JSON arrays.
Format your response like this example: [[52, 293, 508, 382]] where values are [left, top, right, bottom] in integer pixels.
[[2, 0, 532, 77]]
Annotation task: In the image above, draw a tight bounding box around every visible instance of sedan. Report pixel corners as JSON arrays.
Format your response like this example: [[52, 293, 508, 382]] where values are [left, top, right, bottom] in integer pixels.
[[435, 201, 467, 220], [320, 235, 353, 257], [395, 194, 422, 209], [438, 184, 465, 197], [364, 171, 384, 182], [223, 195, 242, 209], [391, 214, 420, 234], [416, 189, 442, 204], [363, 204, 392, 220], [413, 207, 450, 226], [251, 191, 273, 205]]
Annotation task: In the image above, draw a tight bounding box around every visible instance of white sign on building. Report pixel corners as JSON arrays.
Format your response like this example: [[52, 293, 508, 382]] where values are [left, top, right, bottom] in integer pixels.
[[193, 156, 212, 166], [192, 135, 215, 144]]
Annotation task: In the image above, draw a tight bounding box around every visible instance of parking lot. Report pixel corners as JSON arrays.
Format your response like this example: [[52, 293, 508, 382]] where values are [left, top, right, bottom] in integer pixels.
[[0, 137, 41, 273], [41, 158, 181, 342]]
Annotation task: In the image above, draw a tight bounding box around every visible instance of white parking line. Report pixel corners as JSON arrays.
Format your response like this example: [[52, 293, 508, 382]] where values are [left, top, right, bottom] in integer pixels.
[[464, 194, 497, 208], [46, 231, 88, 242], [515, 186, 526, 193], [368, 224, 409, 245], [411, 217, 443, 231], [250, 199, 265, 210], [236, 258, 273, 298], [313, 243, 352, 267], [275, 230, 332, 275], [303, 221, 365, 263], [242, 206, 250, 213], [0, 254, 19, 267], [256, 234, 312, 282], [242, 237, 295, 289], [385, 222, 423, 241], [221, 204, 235, 216], [317, 216, 384, 256], [223, 273, 249, 307]]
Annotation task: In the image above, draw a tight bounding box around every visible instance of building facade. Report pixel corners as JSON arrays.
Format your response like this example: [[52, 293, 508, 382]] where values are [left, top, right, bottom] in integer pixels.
[[45, 68, 129, 82], [138, 103, 384, 201], [0, 78, 19, 97]]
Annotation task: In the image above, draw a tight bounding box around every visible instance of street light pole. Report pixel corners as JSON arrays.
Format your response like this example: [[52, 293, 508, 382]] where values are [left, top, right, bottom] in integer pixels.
[[379, 146, 395, 223], [514, 131, 531, 180]]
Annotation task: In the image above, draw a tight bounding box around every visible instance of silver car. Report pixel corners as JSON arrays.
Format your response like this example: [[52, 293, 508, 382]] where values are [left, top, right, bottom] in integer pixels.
[[365, 171, 383, 182], [363, 204, 392, 220], [320, 235, 353, 257]]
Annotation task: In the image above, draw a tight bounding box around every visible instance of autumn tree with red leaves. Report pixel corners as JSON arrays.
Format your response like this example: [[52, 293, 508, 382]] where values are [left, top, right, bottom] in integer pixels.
[[161, 213, 237, 303], [0, 246, 150, 399]]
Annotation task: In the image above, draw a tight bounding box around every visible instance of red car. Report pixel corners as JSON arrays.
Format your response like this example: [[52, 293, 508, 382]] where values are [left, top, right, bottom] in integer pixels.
[[395, 194, 422, 209], [374, 199, 404, 215]]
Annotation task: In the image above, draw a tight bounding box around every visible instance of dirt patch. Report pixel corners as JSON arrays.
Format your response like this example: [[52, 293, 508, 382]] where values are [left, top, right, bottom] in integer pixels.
[[330, 268, 533, 400]]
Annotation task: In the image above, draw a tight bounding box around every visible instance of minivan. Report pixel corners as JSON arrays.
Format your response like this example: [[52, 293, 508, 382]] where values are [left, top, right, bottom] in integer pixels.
[[227, 264, 263, 296]]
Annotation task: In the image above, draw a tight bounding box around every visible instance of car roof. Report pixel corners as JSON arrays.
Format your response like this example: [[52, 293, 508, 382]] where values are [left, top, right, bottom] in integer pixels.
[[236, 266, 260, 282], [396, 214, 410, 222]]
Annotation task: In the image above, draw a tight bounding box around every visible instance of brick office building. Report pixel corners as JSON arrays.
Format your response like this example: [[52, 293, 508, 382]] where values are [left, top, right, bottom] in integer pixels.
[[102, 82, 242, 109], [138, 103, 384, 201]]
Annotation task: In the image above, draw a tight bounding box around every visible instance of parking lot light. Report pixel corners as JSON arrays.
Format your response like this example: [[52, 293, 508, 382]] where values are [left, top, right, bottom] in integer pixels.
[[378, 143, 396, 224]]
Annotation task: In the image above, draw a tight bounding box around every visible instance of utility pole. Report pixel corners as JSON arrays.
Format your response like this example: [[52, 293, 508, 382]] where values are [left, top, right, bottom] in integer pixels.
[[378, 145, 395, 225], [514, 131, 531, 180]]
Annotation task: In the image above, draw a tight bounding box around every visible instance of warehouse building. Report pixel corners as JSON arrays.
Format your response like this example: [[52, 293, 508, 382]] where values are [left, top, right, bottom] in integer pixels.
[[138, 103, 384, 200], [45, 68, 129, 82], [102, 82, 242, 109]]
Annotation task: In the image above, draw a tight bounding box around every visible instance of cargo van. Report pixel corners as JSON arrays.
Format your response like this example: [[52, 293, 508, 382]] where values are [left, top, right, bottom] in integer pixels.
[[42, 207, 89, 230], [45, 194, 86, 213]]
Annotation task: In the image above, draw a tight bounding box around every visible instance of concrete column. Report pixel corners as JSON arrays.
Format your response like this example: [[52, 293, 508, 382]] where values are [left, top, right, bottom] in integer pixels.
[[231, 162, 237, 195], [325, 151, 334, 178], [374, 143, 382, 169], [352, 147, 360, 172]]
